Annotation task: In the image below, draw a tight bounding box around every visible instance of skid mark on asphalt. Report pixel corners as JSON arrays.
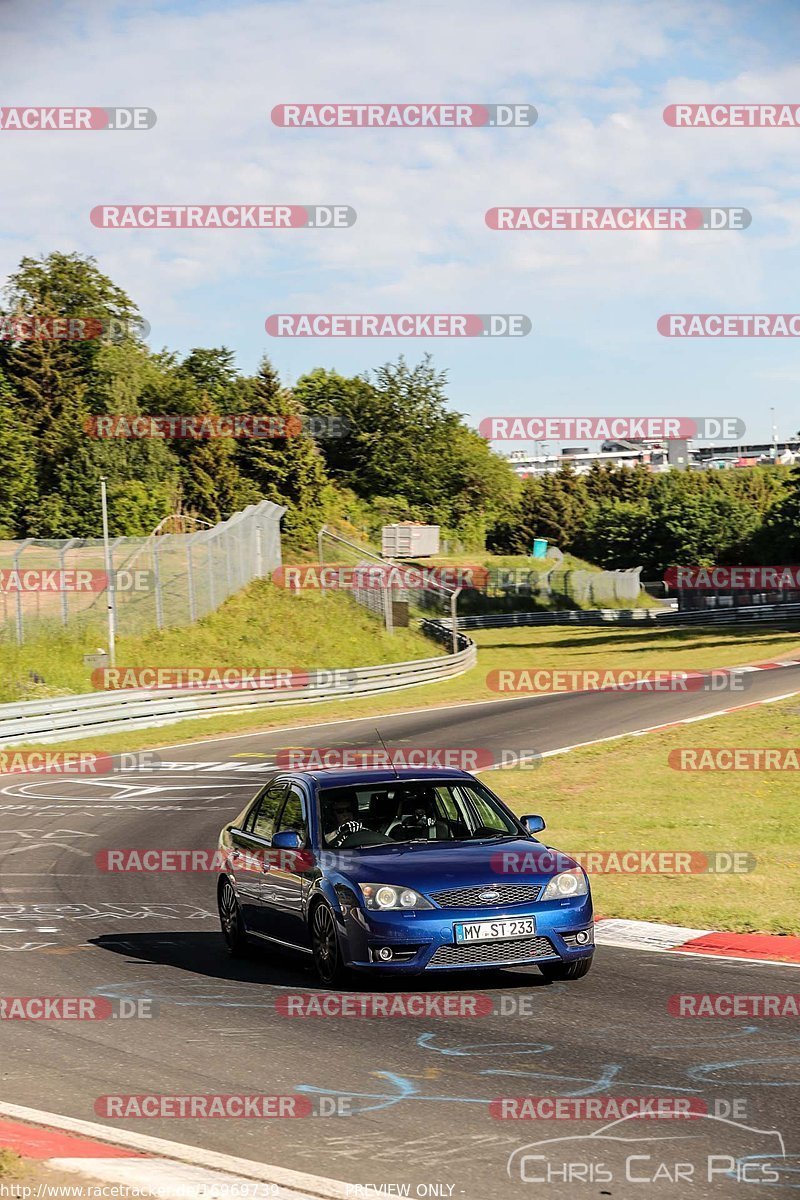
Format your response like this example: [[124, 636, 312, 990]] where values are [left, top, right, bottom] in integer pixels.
[[289, 1128, 519, 1168], [0, 828, 97, 856], [0, 903, 216, 950], [0, 804, 231, 813], [90, 977, 294, 1005], [688, 1056, 800, 1087]]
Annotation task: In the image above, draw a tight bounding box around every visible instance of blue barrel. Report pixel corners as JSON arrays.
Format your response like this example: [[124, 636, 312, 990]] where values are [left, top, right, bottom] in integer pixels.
[[532, 538, 548, 559]]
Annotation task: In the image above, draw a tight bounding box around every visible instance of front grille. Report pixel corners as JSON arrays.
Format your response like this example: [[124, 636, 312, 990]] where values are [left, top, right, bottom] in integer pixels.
[[427, 936, 556, 967], [429, 883, 542, 908]]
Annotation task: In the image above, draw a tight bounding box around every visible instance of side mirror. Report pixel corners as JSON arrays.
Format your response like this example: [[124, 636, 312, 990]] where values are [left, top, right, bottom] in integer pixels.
[[521, 814, 546, 835], [272, 829, 303, 850]]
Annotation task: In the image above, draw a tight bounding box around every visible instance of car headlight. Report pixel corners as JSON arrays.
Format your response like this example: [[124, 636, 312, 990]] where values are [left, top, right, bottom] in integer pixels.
[[357, 883, 434, 911], [541, 868, 588, 901]]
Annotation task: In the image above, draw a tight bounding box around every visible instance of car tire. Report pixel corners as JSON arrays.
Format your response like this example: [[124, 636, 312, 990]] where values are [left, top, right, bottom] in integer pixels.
[[311, 901, 349, 987], [538, 956, 593, 982], [218, 879, 250, 958]]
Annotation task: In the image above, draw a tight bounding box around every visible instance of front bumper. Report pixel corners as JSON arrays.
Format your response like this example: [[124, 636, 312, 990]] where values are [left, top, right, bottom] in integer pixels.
[[339, 896, 594, 973]]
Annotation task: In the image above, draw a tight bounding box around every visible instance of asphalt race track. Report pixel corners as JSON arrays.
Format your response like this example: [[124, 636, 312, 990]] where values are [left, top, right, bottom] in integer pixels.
[[2, 670, 800, 1198]]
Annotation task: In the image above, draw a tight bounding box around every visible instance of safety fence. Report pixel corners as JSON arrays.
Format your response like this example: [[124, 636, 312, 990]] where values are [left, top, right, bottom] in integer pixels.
[[443, 602, 800, 629], [0, 500, 285, 644], [316, 526, 461, 645], [0, 639, 477, 746], [454, 563, 646, 615]]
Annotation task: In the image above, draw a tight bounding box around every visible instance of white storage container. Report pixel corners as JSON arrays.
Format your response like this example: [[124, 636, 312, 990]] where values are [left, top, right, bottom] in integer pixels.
[[381, 524, 440, 558]]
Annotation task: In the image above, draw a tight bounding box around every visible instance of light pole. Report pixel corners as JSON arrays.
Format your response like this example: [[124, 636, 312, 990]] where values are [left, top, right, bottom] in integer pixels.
[[100, 477, 117, 667]]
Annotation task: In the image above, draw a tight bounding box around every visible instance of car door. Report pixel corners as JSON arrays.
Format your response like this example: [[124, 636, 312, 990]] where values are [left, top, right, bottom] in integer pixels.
[[228, 780, 288, 935], [262, 782, 313, 949]]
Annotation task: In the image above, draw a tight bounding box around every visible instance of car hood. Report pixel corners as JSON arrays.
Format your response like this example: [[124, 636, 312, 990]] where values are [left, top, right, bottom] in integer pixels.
[[337, 837, 579, 891]]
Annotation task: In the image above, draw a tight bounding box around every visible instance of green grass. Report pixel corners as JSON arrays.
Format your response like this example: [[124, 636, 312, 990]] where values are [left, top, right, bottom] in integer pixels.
[[24, 618, 800, 759], [0, 581, 438, 703], [0, 1150, 21, 1178], [482, 697, 800, 933], [5, 593, 799, 932]]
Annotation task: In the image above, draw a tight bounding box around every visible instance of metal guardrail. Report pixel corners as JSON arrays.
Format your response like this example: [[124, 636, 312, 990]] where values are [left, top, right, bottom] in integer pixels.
[[445, 603, 800, 629], [0, 639, 477, 746]]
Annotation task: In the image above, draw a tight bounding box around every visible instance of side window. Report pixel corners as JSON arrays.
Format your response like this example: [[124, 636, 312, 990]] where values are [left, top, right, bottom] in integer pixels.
[[248, 782, 288, 841], [275, 785, 309, 844], [434, 786, 459, 822], [456, 784, 513, 834]]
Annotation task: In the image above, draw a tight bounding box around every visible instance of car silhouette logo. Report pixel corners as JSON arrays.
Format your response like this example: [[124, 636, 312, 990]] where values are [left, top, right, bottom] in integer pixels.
[[479, 889, 500, 901]]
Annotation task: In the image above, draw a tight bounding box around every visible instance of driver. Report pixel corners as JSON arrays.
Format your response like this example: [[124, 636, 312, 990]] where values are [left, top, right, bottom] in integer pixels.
[[325, 792, 366, 848]]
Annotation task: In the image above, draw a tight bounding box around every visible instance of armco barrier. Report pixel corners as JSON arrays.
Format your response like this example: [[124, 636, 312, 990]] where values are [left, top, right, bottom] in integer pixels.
[[446, 603, 800, 629], [0, 638, 476, 747]]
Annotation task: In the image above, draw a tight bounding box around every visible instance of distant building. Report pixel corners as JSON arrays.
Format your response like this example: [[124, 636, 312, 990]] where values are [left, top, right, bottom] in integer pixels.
[[505, 439, 800, 478], [675, 584, 800, 611]]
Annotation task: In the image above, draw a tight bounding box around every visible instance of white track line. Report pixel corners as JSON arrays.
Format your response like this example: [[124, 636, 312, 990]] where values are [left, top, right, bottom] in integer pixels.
[[124, 664, 800, 755], [0, 1101, 352, 1200], [481, 688, 800, 768]]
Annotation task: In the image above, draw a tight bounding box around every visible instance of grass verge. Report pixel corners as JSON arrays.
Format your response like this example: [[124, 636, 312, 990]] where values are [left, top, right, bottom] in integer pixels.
[[0, 581, 437, 704], [482, 696, 800, 934], [22, 618, 800, 757], [0, 1149, 21, 1178]]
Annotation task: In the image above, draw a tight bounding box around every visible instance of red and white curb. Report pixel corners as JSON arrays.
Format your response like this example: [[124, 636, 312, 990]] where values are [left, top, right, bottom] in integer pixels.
[[595, 918, 800, 966], [0, 1102, 350, 1199]]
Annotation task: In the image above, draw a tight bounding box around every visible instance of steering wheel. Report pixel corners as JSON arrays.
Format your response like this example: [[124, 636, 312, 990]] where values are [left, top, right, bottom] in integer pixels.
[[385, 813, 435, 838], [329, 819, 366, 848]]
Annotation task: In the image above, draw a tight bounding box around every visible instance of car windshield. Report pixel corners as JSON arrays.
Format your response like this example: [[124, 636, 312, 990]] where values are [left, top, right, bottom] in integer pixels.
[[318, 780, 521, 849]]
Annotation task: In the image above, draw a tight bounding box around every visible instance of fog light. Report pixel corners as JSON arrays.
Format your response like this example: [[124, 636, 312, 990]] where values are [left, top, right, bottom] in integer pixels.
[[377, 946, 393, 961], [576, 930, 590, 945]]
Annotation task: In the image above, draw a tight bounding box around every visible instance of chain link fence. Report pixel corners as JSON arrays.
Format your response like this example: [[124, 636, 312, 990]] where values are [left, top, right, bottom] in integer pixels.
[[316, 526, 460, 649], [457, 562, 644, 614], [0, 500, 286, 644]]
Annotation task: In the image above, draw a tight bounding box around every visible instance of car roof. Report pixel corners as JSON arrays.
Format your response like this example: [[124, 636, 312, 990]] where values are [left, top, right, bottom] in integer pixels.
[[289, 767, 474, 790]]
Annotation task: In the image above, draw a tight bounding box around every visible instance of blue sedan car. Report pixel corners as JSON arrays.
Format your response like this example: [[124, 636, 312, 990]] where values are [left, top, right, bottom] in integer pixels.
[[216, 767, 594, 985]]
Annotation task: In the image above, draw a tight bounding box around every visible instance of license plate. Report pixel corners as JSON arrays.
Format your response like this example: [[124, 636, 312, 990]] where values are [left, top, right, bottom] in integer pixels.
[[454, 917, 536, 944]]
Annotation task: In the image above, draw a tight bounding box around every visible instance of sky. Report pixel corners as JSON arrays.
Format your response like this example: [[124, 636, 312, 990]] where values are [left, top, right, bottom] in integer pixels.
[[2, 0, 800, 448]]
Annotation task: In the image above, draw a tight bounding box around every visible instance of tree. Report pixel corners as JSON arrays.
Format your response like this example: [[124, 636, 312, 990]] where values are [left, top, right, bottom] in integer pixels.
[[234, 357, 329, 544], [295, 356, 519, 544], [0, 367, 36, 536], [756, 461, 800, 560]]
